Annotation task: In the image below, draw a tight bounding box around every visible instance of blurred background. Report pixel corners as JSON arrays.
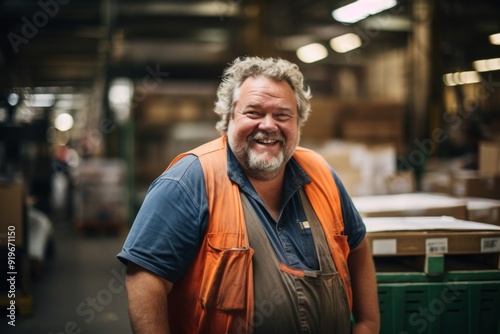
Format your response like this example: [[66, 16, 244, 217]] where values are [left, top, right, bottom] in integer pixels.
[[1, 0, 500, 333]]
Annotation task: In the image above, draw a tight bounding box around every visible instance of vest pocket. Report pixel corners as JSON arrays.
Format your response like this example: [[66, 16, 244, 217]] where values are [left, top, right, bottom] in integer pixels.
[[200, 233, 254, 311]]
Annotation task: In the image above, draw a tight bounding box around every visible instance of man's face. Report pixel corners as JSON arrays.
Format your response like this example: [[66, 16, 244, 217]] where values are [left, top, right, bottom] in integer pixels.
[[227, 75, 300, 180]]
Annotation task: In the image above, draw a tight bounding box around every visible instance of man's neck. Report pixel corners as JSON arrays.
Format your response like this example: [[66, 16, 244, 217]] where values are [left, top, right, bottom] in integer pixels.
[[247, 170, 285, 221]]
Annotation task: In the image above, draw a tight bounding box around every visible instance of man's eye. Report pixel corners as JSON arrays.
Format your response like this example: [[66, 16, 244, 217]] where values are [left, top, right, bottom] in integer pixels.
[[275, 114, 292, 121], [245, 111, 260, 117]]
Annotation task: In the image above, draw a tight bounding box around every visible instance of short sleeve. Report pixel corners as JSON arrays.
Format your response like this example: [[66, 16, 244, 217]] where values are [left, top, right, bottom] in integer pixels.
[[330, 167, 366, 249], [117, 155, 208, 282]]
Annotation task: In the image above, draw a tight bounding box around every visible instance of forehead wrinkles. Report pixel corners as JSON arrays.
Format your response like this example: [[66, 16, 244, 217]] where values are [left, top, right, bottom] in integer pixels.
[[238, 90, 295, 111], [233, 76, 297, 112]]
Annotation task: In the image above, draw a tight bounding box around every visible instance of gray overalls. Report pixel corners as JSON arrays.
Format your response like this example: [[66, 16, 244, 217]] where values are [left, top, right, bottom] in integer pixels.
[[241, 189, 352, 334]]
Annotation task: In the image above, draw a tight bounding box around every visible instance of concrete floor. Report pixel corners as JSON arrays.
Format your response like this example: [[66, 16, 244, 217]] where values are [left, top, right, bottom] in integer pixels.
[[1, 214, 133, 334]]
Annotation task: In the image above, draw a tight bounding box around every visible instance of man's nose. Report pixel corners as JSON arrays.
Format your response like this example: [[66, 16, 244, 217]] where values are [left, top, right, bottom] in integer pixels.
[[259, 114, 278, 131]]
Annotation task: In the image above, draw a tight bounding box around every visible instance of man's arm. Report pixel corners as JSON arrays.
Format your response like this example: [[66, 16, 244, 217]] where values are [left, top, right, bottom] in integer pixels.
[[125, 262, 173, 334], [348, 237, 380, 334]]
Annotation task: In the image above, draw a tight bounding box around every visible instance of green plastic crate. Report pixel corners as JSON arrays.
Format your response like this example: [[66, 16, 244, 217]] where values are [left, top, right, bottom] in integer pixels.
[[378, 280, 500, 334]]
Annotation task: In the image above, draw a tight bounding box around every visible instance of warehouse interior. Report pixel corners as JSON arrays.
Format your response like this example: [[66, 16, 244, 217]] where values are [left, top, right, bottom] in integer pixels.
[[1, 0, 500, 333]]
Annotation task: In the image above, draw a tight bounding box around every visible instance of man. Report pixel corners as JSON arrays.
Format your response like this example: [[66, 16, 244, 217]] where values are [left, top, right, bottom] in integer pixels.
[[118, 56, 380, 333]]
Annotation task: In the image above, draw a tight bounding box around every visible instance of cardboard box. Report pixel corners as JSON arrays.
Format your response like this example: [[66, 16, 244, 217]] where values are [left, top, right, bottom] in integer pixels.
[[368, 230, 500, 255], [0, 182, 25, 248], [420, 171, 452, 194], [300, 97, 341, 141], [451, 170, 500, 199], [352, 193, 468, 219], [479, 141, 500, 174], [312, 140, 397, 196], [385, 171, 416, 194], [465, 197, 500, 226], [364, 216, 500, 256], [342, 119, 403, 141]]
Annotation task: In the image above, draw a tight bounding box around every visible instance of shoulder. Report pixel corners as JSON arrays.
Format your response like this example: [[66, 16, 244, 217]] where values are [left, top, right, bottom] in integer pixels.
[[159, 154, 203, 182], [145, 154, 206, 207]]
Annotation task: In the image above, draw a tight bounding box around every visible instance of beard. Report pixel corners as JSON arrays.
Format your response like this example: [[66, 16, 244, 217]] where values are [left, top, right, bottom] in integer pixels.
[[229, 131, 297, 181]]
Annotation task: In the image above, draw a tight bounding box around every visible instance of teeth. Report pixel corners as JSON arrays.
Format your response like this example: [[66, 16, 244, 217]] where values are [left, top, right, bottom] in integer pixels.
[[257, 139, 277, 144]]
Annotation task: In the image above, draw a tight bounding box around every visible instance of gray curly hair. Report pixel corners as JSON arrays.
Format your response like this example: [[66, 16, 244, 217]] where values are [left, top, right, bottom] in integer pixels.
[[214, 56, 312, 134]]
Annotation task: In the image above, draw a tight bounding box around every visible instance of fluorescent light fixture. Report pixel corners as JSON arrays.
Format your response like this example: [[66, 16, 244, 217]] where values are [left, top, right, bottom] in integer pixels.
[[442, 73, 456, 87], [296, 43, 328, 63], [452, 72, 463, 85], [459, 71, 481, 84], [489, 33, 500, 45], [27, 93, 55, 107], [330, 33, 362, 53], [472, 57, 500, 72], [443, 71, 481, 86], [119, 2, 239, 17], [332, 0, 397, 24]]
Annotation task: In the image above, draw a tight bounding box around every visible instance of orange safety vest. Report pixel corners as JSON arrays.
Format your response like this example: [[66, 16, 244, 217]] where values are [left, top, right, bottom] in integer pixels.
[[166, 136, 352, 334]]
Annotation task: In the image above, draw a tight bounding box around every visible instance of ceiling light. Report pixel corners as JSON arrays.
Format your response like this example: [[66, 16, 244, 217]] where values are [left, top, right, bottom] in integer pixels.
[[332, 0, 397, 24], [109, 77, 134, 124], [473, 57, 500, 72], [459, 71, 481, 84], [442, 73, 456, 86], [452, 72, 463, 85], [296, 43, 328, 63], [330, 33, 362, 53], [489, 33, 500, 45], [7, 93, 19, 106], [473, 59, 488, 72], [54, 113, 74, 131], [120, 2, 239, 18], [443, 71, 481, 86], [27, 93, 55, 107]]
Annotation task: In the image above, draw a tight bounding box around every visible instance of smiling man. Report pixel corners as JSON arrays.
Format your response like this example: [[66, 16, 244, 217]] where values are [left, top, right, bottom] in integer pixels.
[[118, 56, 380, 334]]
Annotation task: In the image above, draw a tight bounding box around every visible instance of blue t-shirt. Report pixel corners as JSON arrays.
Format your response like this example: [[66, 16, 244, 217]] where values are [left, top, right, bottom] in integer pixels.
[[117, 146, 366, 283]]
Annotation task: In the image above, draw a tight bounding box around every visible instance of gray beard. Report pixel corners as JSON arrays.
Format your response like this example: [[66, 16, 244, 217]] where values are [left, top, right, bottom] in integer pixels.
[[245, 148, 286, 181], [228, 131, 298, 181]]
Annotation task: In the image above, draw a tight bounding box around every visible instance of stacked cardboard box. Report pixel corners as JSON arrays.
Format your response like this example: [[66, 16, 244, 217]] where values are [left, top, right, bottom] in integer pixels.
[[450, 170, 500, 200], [74, 159, 128, 232], [352, 193, 468, 219], [420, 171, 452, 194], [364, 216, 500, 256], [479, 141, 500, 174], [464, 197, 500, 226], [310, 140, 402, 196], [339, 101, 405, 155]]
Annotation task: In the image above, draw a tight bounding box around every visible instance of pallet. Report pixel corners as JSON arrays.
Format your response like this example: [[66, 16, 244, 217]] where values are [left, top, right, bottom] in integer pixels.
[[378, 278, 500, 334], [373, 252, 500, 275]]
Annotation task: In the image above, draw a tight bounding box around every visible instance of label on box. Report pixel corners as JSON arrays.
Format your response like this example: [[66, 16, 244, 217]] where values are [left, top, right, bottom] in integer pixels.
[[426, 238, 448, 254], [481, 237, 500, 252], [372, 239, 397, 255]]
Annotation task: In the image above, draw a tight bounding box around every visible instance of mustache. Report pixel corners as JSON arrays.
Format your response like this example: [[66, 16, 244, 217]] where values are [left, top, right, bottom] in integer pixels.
[[249, 131, 285, 143]]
